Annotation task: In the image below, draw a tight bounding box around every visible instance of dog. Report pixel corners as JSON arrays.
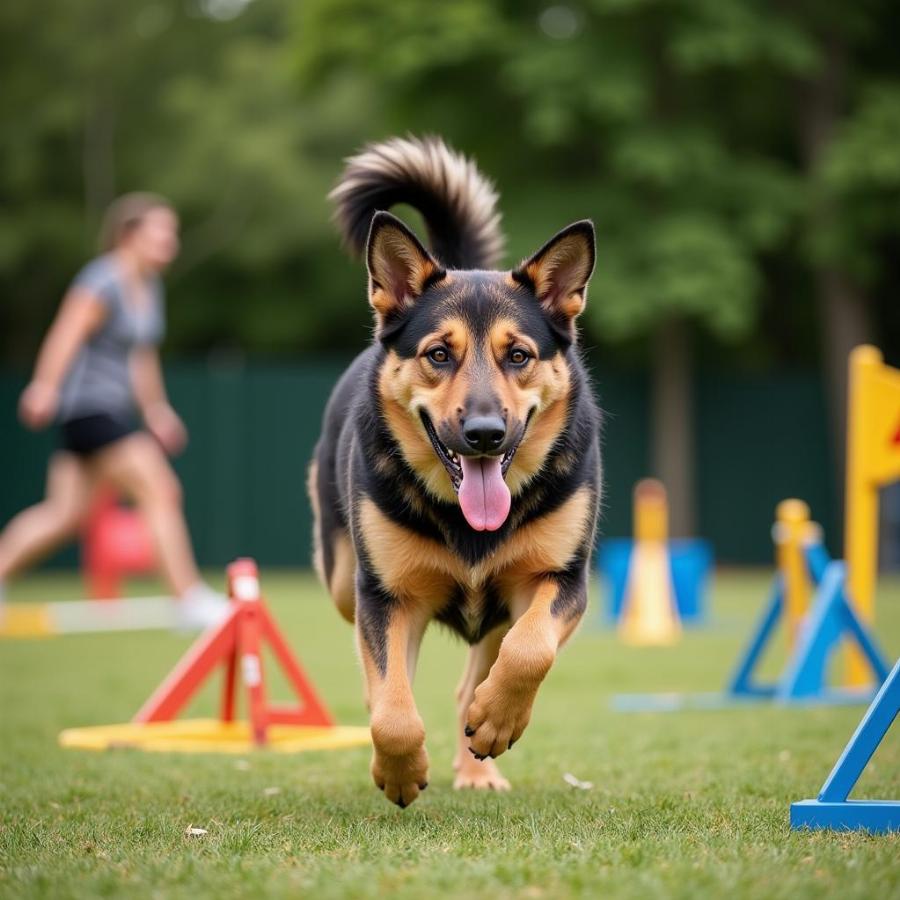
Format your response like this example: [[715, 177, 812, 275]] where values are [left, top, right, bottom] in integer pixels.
[[309, 136, 601, 808]]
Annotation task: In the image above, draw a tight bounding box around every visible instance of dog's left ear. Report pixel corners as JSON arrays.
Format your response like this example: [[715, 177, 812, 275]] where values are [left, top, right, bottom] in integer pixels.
[[513, 221, 595, 337], [366, 211, 444, 331]]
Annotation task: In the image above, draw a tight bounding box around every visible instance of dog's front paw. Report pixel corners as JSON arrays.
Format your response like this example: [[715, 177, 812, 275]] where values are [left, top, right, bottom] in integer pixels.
[[371, 744, 429, 808], [465, 678, 535, 760]]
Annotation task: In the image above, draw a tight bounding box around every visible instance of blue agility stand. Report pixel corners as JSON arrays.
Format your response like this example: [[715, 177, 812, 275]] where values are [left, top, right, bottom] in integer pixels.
[[613, 542, 889, 712], [775, 562, 889, 702], [791, 656, 900, 833], [727, 554, 890, 704], [727, 542, 828, 699]]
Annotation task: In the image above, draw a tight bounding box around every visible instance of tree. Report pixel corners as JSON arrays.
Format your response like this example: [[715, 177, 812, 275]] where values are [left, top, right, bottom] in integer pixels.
[[0, 0, 379, 362], [2, 0, 897, 544], [292, 0, 807, 534]]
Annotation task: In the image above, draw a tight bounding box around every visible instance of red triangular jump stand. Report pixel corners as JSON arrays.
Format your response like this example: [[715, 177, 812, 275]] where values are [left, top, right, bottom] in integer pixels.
[[133, 558, 333, 745]]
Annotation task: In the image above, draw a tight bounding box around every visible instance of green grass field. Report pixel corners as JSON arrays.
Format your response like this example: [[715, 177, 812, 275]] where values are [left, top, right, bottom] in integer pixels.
[[1, 569, 898, 899]]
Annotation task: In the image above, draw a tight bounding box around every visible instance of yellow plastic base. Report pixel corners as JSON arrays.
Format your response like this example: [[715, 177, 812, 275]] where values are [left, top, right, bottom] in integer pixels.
[[58, 719, 371, 754], [0, 604, 54, 638]]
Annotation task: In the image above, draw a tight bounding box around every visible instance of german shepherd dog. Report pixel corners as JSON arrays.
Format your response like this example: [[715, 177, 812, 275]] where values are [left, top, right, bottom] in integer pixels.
[[309, 137, 601, 808]]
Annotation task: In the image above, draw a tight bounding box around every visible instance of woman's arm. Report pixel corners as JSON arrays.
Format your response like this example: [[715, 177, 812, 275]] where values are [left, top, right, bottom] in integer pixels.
[[18, 288, 107, 430], [131, 347, 188, 454]]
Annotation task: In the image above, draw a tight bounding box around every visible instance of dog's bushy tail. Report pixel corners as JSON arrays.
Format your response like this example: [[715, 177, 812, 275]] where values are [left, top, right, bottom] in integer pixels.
[[329, 135, 504, 270]]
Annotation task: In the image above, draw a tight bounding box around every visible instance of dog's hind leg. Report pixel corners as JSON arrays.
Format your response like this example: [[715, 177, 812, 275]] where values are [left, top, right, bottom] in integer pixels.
[[327, 529, 356, 623], [453, 626, 510, 790], [307, 458, 356, 623]]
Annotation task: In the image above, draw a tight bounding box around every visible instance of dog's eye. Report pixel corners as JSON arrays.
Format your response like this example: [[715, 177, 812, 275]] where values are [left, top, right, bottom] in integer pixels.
[[509, 348, 531, 366], [426, 347, 450, 365]]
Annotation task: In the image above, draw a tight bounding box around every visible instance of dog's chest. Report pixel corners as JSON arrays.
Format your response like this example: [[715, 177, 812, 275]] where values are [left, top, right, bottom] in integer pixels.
[[436, 582, 509, 645]]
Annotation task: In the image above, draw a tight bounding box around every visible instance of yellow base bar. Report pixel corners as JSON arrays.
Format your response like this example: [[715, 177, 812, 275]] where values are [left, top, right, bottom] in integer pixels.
[[58, 719, 371, 754], [0, 604, 55, 638]]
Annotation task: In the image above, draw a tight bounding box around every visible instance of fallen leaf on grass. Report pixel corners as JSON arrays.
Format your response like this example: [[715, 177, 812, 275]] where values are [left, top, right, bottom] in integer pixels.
[[185, 826, 208, 837], [263, 786, 282, 797], [563, 773, 593, 790]]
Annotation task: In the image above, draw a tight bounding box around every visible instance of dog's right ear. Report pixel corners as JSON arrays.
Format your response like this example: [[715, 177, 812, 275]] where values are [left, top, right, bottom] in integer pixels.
[[366, 211, 444, 329]]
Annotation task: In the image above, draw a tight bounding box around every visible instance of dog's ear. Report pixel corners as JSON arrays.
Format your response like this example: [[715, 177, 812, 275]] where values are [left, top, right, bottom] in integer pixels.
[[513, 221, 595, 338], [366, 211, 444, 329]]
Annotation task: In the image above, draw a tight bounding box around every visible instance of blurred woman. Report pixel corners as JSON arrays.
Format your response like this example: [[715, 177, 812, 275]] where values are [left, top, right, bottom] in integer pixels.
[[0, 193, 225, 628]]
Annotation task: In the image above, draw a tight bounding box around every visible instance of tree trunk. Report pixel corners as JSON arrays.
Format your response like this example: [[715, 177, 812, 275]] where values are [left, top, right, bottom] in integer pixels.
[[82, 89, 117, 231], [818, 270, 872, 484], [798, 31, 873, 536], [651, 316, 696, 538]]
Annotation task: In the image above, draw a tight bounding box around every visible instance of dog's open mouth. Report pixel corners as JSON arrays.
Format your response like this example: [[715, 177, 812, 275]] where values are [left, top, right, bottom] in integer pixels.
[[420, 412, 526, 532]]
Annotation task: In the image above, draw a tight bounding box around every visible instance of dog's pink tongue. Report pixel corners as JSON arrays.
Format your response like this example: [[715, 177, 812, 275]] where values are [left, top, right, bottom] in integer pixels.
[[458, 456, 511, 531]]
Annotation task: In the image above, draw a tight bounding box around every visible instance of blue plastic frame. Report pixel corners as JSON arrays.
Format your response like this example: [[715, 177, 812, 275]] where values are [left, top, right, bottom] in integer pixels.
[[612, 544, 891, 713], [791, 656, 900, 833], [727, 552, 889, 704]]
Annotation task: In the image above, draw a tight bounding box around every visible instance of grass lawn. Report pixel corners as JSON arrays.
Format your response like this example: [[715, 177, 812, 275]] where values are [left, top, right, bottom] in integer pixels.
[[1, 568, 898, 899]]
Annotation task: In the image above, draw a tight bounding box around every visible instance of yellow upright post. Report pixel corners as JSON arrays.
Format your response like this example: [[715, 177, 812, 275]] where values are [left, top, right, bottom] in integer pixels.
[[844, 345, 900, 686], [774, 499, 813, 648], [634, 477, 669, 543], [618, 479, 681, 645]]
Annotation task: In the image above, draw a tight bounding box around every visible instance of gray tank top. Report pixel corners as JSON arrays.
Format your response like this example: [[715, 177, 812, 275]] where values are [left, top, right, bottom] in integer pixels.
[[58, 254, 166, 422]]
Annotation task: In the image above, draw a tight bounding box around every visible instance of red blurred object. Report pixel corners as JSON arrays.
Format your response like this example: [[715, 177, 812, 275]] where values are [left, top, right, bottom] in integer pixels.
[[82, 487, 156, 599], [133, 558, 334, 744]]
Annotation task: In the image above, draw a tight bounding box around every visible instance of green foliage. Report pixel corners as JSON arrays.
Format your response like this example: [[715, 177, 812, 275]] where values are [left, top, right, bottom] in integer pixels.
[[1, 0, 898, 362], [597, 213, 759, 340], [811, 84, 900, 280]]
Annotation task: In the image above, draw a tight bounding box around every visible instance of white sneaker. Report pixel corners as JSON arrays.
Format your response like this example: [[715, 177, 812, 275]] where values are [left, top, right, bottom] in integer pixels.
[[176, 583, 230, 632]]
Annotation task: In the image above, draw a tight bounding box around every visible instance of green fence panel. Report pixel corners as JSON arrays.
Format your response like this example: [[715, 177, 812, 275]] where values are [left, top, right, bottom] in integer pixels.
[[0, 360, 840, 570], [695, 374, 839, 562]]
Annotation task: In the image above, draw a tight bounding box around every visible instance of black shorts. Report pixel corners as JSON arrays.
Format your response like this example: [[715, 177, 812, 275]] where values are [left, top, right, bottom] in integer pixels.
[[59, 413, 138, 457]]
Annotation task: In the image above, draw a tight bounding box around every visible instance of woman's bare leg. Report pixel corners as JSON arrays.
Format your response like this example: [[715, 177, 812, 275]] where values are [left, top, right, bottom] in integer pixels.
[[92, 433, 200, 597], [0, 452, 95, 581]]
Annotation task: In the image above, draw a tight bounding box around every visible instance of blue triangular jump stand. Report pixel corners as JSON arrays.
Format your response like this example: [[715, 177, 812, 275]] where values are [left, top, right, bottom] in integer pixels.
[[612, 542, 890, 713], [726, 545, 889, 705], [725, 575, 785, 699], [791, 655, 900, 833]]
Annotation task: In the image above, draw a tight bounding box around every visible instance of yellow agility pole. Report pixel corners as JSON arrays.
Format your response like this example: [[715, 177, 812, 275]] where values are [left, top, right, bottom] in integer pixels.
[[773, 499, 817, 648], [844, 345, 900, 687]]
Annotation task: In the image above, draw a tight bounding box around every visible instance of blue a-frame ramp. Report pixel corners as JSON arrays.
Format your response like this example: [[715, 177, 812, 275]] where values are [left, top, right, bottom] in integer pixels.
[[791, 655, 900, 833]]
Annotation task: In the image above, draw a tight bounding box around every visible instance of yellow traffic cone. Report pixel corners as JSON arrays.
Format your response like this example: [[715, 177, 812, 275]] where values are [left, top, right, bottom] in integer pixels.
[[618, 479, 681, 645]]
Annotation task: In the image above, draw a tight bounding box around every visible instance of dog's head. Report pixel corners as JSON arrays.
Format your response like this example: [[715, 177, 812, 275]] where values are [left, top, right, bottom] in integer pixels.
[[368, 211, 595, 532]]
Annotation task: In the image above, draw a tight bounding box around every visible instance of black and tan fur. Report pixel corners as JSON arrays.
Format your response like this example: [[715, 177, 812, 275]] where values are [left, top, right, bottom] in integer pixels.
[[310, 136, 601, 807]]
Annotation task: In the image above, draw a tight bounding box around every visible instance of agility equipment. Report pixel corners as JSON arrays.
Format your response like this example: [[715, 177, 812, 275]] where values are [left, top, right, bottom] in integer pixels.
[[1, 488, 172, 639], [725, 499, 890, 703], [0, 595, 176, 638], [599, 480, 711, 629], [727, 550, 889, 704], [59, 558, 370, 753], [791, 655, 900, 833], [616, 480, 682, 645], [842, 346, 900, 687], [83, 487, 156, 599], [613, 499, 889, 711], [613, 345, 899, 712]]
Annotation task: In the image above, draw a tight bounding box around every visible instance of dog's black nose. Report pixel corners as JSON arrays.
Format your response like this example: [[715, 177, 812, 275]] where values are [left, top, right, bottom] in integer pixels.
[[463, 416, 506, 453]]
